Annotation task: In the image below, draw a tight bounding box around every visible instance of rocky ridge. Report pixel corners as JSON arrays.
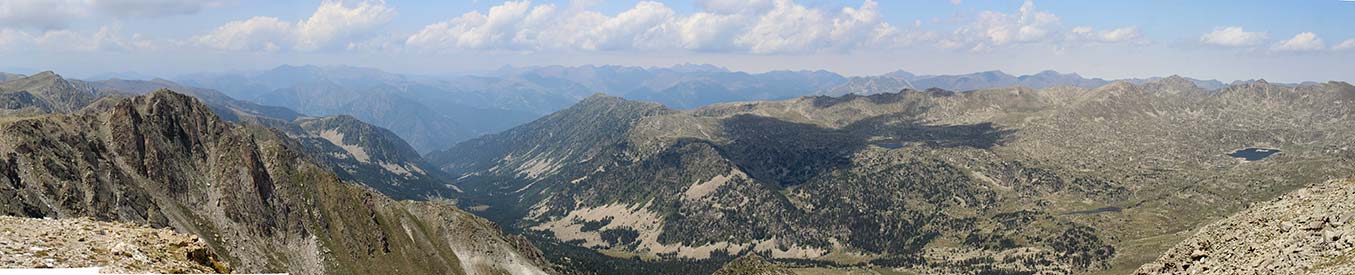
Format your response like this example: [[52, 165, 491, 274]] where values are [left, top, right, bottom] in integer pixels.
[[1135, 178, 1355, 274], [0, 90, 551, 275]]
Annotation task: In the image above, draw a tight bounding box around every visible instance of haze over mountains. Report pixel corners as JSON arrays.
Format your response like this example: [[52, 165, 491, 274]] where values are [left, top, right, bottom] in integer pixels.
[[141, 63, 1246, 155]]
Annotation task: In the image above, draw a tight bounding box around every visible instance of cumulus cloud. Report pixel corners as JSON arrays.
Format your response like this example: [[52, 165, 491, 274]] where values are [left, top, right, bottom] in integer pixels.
[[1272, 32, 1325, 52], [193, 17, 294, 51], [193, 0, 395, 51], [1200, 27, 1267, 47], [940, 0, 1138, 51], [1336, 39, 1355, 51], [407, 0, 907, 54], [1069, 26, 1143, 43]]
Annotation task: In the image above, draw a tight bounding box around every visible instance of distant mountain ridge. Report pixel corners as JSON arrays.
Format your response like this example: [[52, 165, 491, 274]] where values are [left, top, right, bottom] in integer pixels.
[[825, 70, 1230, 96], [174, 65, 1247, 156], [429, 78, 1355, 274], [175, 65, 854, 153]]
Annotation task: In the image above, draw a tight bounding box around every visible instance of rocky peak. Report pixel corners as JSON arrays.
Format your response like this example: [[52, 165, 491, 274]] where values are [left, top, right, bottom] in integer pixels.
[[0, 70, 98, 113], [0, 90, 553, 275], [1143, 75, 1201, 94]]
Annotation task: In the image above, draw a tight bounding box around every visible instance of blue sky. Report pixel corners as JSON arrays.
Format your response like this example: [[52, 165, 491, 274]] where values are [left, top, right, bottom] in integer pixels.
[[2, 0, 1353, 83]]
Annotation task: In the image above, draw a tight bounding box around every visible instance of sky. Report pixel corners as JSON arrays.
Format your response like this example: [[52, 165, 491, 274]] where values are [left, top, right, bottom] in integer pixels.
[[2, 0, 1354, 83]]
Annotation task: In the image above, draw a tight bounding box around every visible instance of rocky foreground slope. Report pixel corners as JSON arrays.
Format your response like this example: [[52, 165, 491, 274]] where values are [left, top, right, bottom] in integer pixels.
[[0, 90, 551, 275], [1136, 178, 1355, 274], [0, 216, 225, 273]]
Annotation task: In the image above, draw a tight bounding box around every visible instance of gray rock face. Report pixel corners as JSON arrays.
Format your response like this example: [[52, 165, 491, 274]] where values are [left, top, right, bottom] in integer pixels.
[[0, 90, 552, 275], [1136, 178, 1355, 275]]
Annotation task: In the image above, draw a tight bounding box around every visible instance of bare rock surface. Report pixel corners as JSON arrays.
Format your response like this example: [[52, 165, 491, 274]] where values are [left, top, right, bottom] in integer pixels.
[[0, 215, 226, 273], [1136, 178, 1355, 274]]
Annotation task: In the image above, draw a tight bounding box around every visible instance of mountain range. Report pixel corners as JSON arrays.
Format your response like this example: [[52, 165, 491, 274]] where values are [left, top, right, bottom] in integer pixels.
[[5, 66, 1352, 274], [170, 64, 1248, 156], [427, 77, 1355, 274]]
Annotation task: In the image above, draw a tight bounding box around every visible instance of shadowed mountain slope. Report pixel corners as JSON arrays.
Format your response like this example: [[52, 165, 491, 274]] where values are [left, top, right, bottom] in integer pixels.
[[430, 79, 1355, 274], [0, 90, 551, 275]]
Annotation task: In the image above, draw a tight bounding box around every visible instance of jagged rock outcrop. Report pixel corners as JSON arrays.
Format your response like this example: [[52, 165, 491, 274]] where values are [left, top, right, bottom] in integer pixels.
[[1136, 178, 1355, 274], [0, 90, 552, 275], [0, 216, 227, 273]]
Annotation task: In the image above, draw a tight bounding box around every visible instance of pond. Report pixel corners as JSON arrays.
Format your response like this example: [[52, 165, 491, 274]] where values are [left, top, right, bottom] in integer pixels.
[[1228, 148, 1280, 161]]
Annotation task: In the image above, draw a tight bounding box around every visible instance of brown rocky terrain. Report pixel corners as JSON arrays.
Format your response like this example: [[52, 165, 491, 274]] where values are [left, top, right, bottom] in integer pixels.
[[1136, 178, 1355, 274], [0, 215, 226, 273]]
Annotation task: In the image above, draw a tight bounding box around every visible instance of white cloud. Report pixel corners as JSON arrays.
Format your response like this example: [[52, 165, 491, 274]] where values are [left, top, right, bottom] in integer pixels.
[[295, 0, 396, 50], [1070, 26, 1143, 43], [943, 0, 1137, 51], [0, 26, 154, 52], [1272, 32, 1325, 52], [1200, 27, 1267, 47], [193, 16, 294, 51], [193, 0, 395, 52], [1335, 39, 1355, 51], [407, 0, 909, 54], [582, 2, 675, 50]]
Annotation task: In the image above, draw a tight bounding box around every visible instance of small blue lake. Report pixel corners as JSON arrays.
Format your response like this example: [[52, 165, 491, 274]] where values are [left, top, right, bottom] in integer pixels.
[[1228, 148, 1280, 161]]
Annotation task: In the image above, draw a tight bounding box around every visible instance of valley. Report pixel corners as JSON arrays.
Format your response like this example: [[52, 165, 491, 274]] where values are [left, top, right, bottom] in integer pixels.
[[4, 1, 1353, 274], [430, 78, 1355, 274]]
